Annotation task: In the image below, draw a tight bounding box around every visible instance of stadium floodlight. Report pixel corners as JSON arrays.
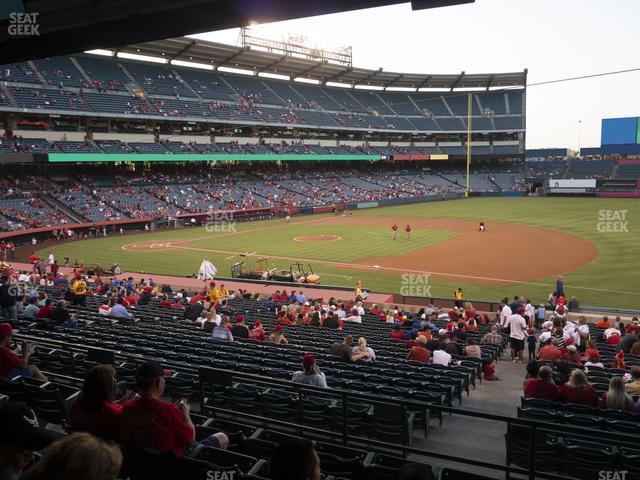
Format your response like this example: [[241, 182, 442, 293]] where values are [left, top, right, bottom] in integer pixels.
[[84, 49, 113, 57], [117, 52, 166, 64], [259, 72, 290, 80], [326, 81, 352, 89], [171, 59, 213, 70], [217, 66, 255, 76], [293, 77, 321, 84]]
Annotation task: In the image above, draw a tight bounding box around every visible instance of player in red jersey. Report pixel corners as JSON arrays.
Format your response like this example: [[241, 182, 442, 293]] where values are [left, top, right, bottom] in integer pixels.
[[391, 223, 398, 240], [405, 224, 411, 240]]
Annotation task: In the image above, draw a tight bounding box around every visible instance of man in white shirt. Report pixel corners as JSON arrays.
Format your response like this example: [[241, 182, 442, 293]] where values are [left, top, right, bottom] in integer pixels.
[[507, 311, 527, 362], [432, 349, 452, 366], [354, 301, 365, 316], [47, 253, 55, 265], [524, 301, 535, 327], [573, 317, 590, 348], [334, 305, 347, 320], [345, 309, 362, 324], [499, 300, 512, 329]]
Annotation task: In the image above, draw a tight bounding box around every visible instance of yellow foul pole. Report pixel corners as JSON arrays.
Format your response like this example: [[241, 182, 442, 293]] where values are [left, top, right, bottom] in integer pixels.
[[466, 92, 472, 196]]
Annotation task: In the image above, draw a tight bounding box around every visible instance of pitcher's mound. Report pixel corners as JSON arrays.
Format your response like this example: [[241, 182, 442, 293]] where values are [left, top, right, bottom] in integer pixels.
[[294, 235, 342, 242]]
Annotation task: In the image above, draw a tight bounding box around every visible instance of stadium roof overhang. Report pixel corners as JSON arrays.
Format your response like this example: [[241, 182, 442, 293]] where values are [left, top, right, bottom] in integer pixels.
[[0, 0, 475, 64], [109, 37, 527, 90]]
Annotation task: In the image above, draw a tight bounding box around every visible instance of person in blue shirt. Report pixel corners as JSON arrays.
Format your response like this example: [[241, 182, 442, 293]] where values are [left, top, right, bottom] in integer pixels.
[[110, 298, 132, 319], [295, 291, 305, 304]]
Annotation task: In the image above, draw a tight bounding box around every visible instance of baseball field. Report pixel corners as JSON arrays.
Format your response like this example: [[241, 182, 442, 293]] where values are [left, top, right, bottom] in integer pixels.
[[36, 197, 639, 310]]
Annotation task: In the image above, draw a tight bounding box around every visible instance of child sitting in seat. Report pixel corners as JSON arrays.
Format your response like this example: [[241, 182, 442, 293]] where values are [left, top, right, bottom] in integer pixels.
[[483, 360, 501, 381]]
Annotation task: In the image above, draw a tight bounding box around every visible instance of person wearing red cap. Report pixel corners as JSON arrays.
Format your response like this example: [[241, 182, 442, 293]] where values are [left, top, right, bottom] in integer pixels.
[[268, 325, 288, 345], [292, 354, 327, 388], [231, 315, 249, 339], [248, 321, 266, 341], [0, 323, 47, 381]]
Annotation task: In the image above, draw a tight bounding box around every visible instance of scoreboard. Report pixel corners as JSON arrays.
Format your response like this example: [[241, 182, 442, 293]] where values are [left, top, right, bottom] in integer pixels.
[[601, 117, 640, 145]]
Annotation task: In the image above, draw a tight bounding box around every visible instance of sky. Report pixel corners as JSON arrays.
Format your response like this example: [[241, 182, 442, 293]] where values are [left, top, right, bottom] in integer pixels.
[[189, 0, 640, 149]]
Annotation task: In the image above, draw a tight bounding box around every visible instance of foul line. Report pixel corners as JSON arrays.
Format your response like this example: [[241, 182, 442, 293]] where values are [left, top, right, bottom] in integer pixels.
[[164, 244, 640, 296], [120, 216, 334, 252]]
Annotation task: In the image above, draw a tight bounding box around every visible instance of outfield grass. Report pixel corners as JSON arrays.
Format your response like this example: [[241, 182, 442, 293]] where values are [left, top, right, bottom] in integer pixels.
[[37, 197, 640, 310]]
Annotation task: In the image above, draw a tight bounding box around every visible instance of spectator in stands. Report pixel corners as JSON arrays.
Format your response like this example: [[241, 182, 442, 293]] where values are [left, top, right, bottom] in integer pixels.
[[184, 299, 204, 322], [595, 315, 611, 329], [584, 354, 605, 369], [390, 324, 405, 340], [568, 296, 579, 312], [50, 301, 77, 328], [230, 315, 249, 339], [582, 340, 600, 362], [618, 332, 639, 353], [0, 402, 59, 480], [195, 310, 219, 329], [351, 337, 375, 362], [480, 325, 503, 345], [523, 366, 558, 401], [432, 346, 452, 366], [565, 345, 581, 365], [322, 312, 340, 329], [535, 304, 546, 329], [121, 361, 229, 455], [445, 335, 462, 356], [538, 338, 563, 361], [508, 309, 527, 362], [407, 335, 431, 364], [110, 298, 132, 319], [624, 366, 640, 396], [292, 354, 328, 388], [526, 328, 537, 361], [69, 364, 131, 439], [98, 298, 112, 316], [268, 325, 288, 345], [483, 361, 501, 381], [270, 438, 321, 480], [19, 432, 122, 480], [330, 335, 353, 361], [558, 369, 598, 406], [212, 317, 234, 342], [248, 320, 266, 341], [0, 323, 46, 380], [631, 339, 640, 357], [464, 338, 482, 359], [0, 275, 17, 321], [35, 299, 54, 319], [23, 297, 39, 319], [599, 376, 635, 412], [71, 274, 88, 306], [524, 360, 540, 384]]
